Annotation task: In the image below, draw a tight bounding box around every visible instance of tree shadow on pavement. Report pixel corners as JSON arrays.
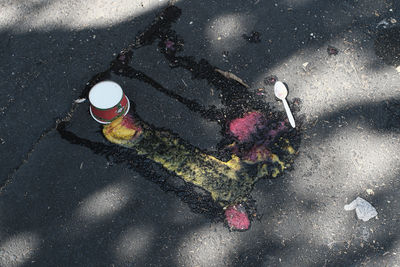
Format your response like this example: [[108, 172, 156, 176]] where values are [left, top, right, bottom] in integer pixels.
[[1, 0, 400, 266], [230, 97, 400, 266]]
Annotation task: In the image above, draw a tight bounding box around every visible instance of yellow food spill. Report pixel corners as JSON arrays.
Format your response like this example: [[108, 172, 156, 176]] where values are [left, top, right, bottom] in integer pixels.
[[257, 164, 269, 177], [224, 155, 242, 171], [285, 145, 295, 154], [103, 116, 295, 205], [242, 146, 271, 164], [270, 154, 285, 170], [103, 117, 142, 145], [271, 167, 280, 178]]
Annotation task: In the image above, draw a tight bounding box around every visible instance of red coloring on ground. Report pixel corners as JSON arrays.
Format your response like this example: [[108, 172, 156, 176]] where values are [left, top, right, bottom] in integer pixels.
[[266, 121, 287, 139], [121, 115, 135, 128], [229, 115, 289, 162], [165, 40, 176, 50], [242, 144, 271, 163], [225, 205, 250, 230], [120, 115, 143, 139], [228, 112, 265, 142]]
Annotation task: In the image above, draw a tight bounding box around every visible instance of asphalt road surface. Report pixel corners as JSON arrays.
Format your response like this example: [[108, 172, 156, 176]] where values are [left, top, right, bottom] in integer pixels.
[[1, 0, 400, 266]]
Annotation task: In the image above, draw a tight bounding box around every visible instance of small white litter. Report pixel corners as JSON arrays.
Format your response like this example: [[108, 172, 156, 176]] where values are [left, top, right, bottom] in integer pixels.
[[74, 98, 86, 104], [344, 197, 378, 222], [377, 19, 389, 28]]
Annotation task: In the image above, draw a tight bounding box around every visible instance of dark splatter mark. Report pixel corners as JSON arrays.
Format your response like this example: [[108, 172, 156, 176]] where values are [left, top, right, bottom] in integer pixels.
[[264, 75, 278, 86], [242, 31, 262, 43], [58, 4, 302, 227], [327, 45, 339, 56]]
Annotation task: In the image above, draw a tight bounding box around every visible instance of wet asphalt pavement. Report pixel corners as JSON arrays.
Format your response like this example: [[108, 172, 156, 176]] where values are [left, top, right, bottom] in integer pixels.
[[1, 0, 400, 266]]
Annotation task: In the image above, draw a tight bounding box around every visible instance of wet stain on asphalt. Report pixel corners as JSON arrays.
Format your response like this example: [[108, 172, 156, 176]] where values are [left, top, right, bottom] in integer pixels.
[[242, 31, 262, 43], [327, 45, 339, 56], [375, 26, 400, 66], [57, 5, 302, 229]]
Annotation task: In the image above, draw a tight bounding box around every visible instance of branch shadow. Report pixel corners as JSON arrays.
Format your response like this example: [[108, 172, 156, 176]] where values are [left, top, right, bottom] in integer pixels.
[[1, 0, 400, 266]]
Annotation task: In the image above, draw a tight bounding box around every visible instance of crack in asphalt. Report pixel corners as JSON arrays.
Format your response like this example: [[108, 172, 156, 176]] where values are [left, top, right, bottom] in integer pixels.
[[0, 100, 83, 194], [0, 1, 178, 192], [1, 128, 55, 193]]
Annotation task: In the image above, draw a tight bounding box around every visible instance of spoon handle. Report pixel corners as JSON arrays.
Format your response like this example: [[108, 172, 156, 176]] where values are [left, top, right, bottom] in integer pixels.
[[282, 99, 296, 128]]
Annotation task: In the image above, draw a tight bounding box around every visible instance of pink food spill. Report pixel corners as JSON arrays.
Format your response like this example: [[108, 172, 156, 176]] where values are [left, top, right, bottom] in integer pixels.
[[120, 115, 143, 139], [165, 40, 175, 50], [121, 114, 135, 128], [225, 204, 250, 230], [242, 144, 271, 163], [266, 121, 287, 139], [228, 112, 265, 142]]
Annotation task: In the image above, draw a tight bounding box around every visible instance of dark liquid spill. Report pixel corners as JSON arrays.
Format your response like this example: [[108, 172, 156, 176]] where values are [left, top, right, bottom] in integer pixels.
[[57, 121, 226, 220], [57, 5, 301, 225]]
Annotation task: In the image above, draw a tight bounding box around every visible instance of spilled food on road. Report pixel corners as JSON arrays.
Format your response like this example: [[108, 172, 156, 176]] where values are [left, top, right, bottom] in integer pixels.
[[57, 5, 301, 231]]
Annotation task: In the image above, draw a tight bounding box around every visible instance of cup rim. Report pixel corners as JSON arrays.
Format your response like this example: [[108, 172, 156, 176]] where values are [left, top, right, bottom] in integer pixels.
[[89, 81, 123, 110]]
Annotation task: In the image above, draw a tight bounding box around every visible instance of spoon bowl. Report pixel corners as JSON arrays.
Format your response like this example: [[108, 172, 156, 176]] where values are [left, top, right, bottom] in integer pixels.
[[274, 81, 288, 100]]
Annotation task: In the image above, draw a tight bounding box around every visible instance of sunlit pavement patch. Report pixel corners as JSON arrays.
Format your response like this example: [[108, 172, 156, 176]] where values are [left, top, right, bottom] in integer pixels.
[[114, 225, 154, 263], [57, 5, 302, 231], [0, 232, 40, 267], [76, 181, 133, 221]]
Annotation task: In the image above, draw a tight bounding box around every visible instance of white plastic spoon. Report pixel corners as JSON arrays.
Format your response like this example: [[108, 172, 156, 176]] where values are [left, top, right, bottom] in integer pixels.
[[274, 81, 295, 128]]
